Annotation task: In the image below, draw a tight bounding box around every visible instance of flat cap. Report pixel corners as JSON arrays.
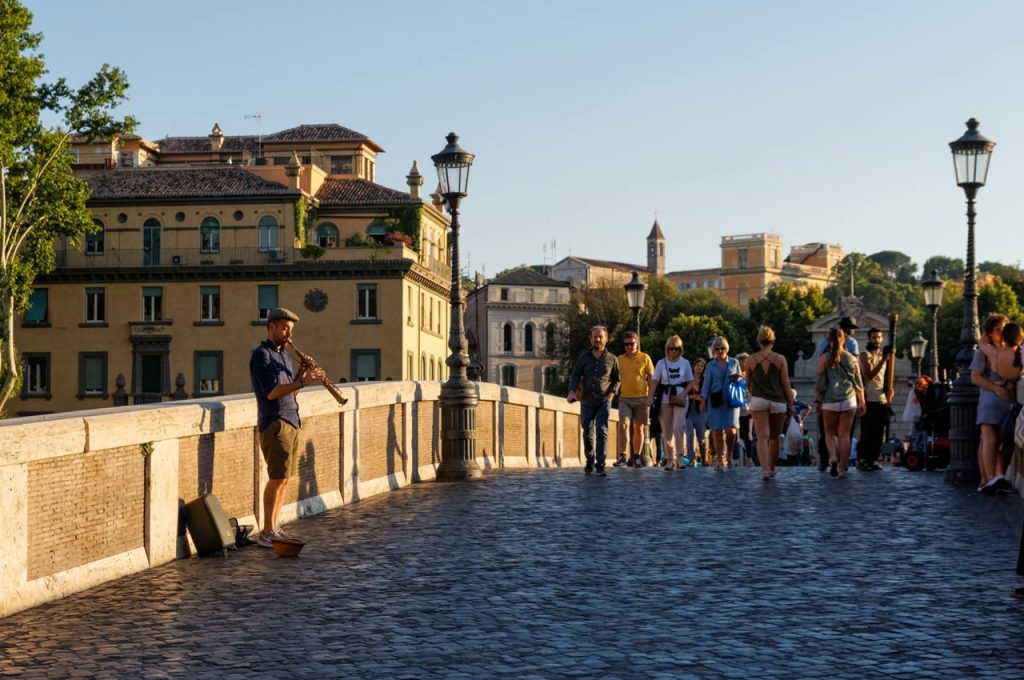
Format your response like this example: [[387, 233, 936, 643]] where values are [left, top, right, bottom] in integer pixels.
[[839, 316, 859, 330], [267, 307, 300, 323]]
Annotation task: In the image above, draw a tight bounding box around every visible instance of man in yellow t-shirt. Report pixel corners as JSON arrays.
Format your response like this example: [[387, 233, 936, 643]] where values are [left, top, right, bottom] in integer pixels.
[[614, 331, 656, 467]]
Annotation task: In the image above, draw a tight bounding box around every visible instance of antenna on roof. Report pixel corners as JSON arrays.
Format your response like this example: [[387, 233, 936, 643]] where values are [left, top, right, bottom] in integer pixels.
[[244, 113, 262, 158]]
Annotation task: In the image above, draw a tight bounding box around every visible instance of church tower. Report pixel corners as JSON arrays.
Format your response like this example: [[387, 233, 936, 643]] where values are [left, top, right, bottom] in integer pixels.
[[647, 219, 665, 276]]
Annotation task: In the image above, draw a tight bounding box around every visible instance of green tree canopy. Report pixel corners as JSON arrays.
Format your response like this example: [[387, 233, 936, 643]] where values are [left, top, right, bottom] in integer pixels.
[[932, 280, 1022, 378], [921, 255, 964, 281], [0, 0, 136, 413], [747, 284, 835, 368], [868, 250, 917, 283]]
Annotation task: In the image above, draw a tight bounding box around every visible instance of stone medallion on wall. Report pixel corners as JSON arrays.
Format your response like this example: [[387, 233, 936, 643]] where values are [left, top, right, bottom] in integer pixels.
[[304, 288, 328, 313]]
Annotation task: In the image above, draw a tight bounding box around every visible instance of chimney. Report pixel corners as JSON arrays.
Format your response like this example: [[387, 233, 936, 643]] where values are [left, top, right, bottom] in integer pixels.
[[284, 151, 302, 189], [208, 123, 224, 150], [406, 161, 424, 199], [430, 182, 445, 210]]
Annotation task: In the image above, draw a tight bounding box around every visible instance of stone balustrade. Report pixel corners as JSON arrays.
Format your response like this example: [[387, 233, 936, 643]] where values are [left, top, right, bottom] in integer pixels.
[[0, 381, 606, 618]]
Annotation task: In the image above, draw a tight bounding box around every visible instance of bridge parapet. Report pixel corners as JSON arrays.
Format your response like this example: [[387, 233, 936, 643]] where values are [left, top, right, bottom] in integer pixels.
[[0, 381, 606, 618]]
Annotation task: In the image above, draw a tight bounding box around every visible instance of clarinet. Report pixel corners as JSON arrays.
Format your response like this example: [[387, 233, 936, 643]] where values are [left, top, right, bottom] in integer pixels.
[[286, 341, 348, 405]]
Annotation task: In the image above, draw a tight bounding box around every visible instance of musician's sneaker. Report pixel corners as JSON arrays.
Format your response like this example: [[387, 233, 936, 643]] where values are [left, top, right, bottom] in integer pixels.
[[256, 530, 283, 548]]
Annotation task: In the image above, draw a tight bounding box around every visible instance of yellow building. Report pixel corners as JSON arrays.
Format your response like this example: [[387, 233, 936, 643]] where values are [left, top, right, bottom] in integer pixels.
[[15, 123, 453, 415], [668, 233, 843, 309]]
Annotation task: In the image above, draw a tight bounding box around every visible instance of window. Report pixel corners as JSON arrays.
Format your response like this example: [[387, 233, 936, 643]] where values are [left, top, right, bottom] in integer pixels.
[[429, 359, 435, 380], [545, 322, 557, 355], [86, 219, 104, 255], [25, 289, 48, 324], [143, 218, 161, 266], [195, 352, 223, 395], [258, 285, 278, 320], [79, 353, 107, 397], [407, 352, 414, 379], [738, 283, 749, 307], [357, 284, 377, 320], [272, 156, 291, 165], [437, 359, 445, 382], [316, 223, 339, 248], [367, 224, 387, 244], [500, 288, 509, 301], [737, 248, 748, 269], [23, 354, 50, 397], [200, 217, 220, 253], [86, 288, 105, 323], [118, 151, 134, 167], [142, 287, 163, 321], [543, 366, 560, 392], [351, 350, 381, 382], [501, 365, 517, 387], [421, 354, 427, 379], [330, 156, 354, 174], [503, 323, 513, 352], [524, 324, 535, 353], [200, 286, 220, 321], [769, 248, 778, 267], [258, 216, 279, 251], [407, 287, 414, 325]]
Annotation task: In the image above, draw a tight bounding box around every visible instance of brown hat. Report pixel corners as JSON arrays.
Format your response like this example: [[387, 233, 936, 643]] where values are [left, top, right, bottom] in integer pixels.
[[267, 307, 300, 323], [839, 316, 859, 330]]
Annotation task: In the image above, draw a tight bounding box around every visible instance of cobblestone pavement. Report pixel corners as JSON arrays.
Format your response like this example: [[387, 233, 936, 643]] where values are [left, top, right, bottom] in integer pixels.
[[2, 466, 1023, 679]]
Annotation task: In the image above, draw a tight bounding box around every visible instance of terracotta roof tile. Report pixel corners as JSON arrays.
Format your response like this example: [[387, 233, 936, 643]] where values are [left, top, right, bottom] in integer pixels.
[[156, 136, 260, 154], [262, 124, 369, 143], [491, 268, 570, 287], [86, 167, 301, 201], [316, 178, 420, 207]]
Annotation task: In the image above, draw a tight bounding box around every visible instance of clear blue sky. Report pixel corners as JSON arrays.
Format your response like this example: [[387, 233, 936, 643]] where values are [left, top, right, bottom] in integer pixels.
[[27, 0, 1024, 278]]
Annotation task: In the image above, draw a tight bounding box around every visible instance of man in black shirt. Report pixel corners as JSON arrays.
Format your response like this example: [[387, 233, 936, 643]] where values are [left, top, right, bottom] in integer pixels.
[[568, 325, 620, 476]]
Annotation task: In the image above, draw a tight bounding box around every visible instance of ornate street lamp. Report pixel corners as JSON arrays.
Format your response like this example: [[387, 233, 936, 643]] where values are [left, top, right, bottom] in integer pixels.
[[946, 118, 995, 484], [624, 271, 647, 335], [921, 269, 945, 379], [431, 132, 482, 481], [910, 332, 927, 378]]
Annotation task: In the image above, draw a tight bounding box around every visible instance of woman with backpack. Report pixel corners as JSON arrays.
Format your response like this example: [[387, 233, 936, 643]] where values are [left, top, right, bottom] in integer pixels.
[[815, 327, 866, 479], [701, 335, 742, 470]]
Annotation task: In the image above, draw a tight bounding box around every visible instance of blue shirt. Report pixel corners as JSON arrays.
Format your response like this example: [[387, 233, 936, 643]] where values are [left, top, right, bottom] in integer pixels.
[[818, 336, 859, 357], [250, 340, 301, 432]]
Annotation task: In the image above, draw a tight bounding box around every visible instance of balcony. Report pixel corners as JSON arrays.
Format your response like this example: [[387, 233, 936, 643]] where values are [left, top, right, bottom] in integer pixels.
[[55, 246, 297, 268]]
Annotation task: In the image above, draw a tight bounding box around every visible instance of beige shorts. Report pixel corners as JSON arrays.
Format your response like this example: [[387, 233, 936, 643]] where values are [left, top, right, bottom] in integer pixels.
[[749, 396, 787, 413], [259, 419, 300, 480], [821, 396, 858, 413], [618, 396, 650, 424]]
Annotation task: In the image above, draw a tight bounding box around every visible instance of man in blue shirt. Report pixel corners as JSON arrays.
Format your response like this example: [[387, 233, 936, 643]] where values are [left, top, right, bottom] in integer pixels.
[[250, 307, 324, 547]]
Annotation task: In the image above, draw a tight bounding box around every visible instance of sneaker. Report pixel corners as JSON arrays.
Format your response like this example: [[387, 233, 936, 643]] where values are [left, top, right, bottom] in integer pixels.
[[256, 530, 278, 548], [595, 469, 607, 477], [613, 456, 628, 467], [994, 477, 1015, 493]]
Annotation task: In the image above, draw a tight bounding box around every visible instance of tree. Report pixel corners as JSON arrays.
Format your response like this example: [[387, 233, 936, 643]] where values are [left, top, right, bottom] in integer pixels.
[[824, 253, 926, 333], [933, 280, 1021, 377], [747, 284, 835, 367], [868, 250, 917, 283], [0, 0, 136, 414], [921, 255, 964, 281]]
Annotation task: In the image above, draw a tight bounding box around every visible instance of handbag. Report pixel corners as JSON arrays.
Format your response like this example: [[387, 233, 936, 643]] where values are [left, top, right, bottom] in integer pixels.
[[726, 377, 747, 409], [709, 390, 724, 408]]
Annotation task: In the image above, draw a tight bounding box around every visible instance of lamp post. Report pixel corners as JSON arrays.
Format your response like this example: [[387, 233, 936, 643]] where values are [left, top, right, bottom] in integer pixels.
[[910, 332, 927, 378], [431, 132, 482, 481], [624, 271, 647, 335], [921, 269, 945, 379], [946, 118, 995, 485]]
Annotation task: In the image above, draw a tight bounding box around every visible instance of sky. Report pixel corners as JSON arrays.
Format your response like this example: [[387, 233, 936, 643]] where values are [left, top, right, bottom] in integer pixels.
[[25, 0, 1024, 279]]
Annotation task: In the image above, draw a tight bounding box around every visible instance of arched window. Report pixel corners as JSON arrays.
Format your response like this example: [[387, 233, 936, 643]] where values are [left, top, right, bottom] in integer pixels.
[[437, 359, 444, 382], [545, 322, 557, 355], [430, 358, 435, 380], [258, 216, 279, 251], [500, 365, 517, 387], [316, 222, 339, 248], [503, 323, 513, 353], [86, 219, 104, 255], [524, 324, 535, 353], [200, 217, 220, 253], [421, 355, 427, 380]]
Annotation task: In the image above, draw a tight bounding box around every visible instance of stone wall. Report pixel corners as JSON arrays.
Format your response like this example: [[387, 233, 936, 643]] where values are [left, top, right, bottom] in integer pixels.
[[0, 381, 608, 618]]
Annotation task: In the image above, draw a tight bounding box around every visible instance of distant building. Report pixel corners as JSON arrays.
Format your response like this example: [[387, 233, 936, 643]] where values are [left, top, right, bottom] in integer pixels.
[[464, 268, 571, 392], [549, 220, 664, 287], [668, 233, 843, 309], [16, 123, 453, 415]]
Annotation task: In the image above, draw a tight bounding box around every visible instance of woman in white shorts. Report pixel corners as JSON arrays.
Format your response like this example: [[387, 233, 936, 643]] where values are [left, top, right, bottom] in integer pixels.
[[743, 326, 795, 480], [815, 327, 866, 479]]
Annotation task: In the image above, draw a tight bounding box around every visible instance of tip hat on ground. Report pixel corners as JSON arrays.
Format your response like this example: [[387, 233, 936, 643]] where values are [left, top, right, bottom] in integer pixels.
[[839, 316, 859, 330], [267, 307, 300, 323]]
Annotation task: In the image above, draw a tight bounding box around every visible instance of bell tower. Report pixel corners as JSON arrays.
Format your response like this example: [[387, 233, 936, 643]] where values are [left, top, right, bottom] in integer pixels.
[[647, 219, 665, 276]]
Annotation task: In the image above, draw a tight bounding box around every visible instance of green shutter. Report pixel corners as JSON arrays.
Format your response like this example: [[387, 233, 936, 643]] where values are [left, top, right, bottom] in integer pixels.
[[258, 285, 278, 309], [25, 290, 47, 322]]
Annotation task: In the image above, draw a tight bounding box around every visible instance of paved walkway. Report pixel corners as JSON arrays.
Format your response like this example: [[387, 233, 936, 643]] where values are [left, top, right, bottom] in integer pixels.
[[2, 466, 1022, 679]]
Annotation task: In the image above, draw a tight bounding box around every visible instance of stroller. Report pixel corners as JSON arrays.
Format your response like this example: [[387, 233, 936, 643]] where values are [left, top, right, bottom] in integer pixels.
[[903, 379, 951, 471]]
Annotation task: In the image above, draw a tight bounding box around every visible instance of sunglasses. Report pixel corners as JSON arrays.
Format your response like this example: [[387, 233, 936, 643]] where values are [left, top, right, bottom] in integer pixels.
[[667, 347, 681, 352], [623, 342, 635, 346], [713, 346, 727, 351]]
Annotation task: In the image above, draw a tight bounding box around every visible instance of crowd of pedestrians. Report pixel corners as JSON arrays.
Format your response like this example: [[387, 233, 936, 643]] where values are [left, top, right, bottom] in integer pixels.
[[566, 312, 1021, 489]]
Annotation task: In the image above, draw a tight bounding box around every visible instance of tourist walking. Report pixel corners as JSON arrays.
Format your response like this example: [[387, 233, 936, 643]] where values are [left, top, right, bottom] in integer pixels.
[[701, 336, 741, 470], [816, 317, 860, 470], [652, 335, 694, 470], [567, 326, 620, 477], [686, 358, 709, 466], [857, 327, 891, 472], [743, 326, 795, 480], [250, 307, 324, 547], [971, 313, 1015, 494], [614, 331, 655, 467], [815, 327, 865, 479]]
